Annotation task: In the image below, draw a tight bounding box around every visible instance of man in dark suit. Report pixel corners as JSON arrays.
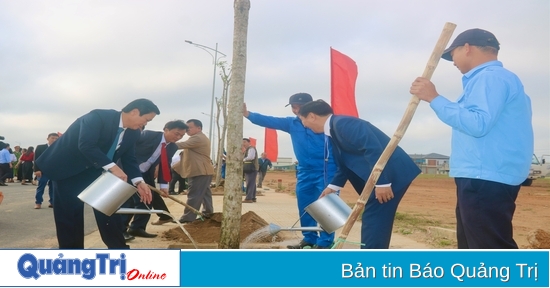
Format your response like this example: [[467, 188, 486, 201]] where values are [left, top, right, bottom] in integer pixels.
[[35, 99, 159, 249], [125, 120, 188, 238], [33, 133, 59, 209], [298, 100, 421, 249]]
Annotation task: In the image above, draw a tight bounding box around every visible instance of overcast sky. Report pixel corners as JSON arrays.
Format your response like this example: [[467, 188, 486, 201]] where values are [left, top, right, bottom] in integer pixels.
[[1, 0, 548, 162]]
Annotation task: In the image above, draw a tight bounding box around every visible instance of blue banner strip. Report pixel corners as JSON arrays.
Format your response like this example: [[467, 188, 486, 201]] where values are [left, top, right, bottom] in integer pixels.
[[179, 250, 549, 287]]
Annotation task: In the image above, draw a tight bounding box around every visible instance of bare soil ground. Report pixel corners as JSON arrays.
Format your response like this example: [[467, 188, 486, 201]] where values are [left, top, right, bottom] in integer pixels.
[[163, 211, 282, 244], [263, 171, 550, 249]]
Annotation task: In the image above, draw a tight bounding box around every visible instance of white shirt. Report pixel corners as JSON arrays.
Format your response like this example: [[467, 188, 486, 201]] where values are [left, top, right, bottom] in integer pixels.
[[243, 146, 256, 161], [102, 115, 143, 186], [138, 135, 169, 189], [172, 152, 181, 166], [139, 135, 166, 173]]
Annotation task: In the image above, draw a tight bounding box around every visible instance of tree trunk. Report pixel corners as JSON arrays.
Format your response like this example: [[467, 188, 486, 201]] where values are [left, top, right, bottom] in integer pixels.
[[219, 0, 250, 249]]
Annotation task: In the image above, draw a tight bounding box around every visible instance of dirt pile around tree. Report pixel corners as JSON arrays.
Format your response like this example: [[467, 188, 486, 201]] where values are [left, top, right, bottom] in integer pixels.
[[162, 211, 282, 244], [527, 229, 550, 249]]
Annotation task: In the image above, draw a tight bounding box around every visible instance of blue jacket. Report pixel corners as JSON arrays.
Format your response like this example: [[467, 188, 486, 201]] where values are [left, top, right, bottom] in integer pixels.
[[35, 109, 142, 181], [430, 60, 533, 185], [246, 112, 336, 173], [329, 115, 420, 193]]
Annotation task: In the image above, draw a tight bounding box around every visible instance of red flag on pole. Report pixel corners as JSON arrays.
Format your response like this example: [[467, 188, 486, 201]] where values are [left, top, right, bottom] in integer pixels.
[[249, 137, 257, 147], [264, 128, 278, 162], [330, 47, 359, 117]]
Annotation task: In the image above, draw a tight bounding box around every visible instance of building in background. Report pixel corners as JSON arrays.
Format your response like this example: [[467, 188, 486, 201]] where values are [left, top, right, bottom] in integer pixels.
[[409, 153, 450, 175], [272, 157, 295, 171]]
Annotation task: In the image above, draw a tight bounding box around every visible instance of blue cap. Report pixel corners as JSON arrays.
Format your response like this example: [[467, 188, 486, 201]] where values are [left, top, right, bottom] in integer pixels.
[[285, 93, 313, 107], [442, 28, 500, 61]]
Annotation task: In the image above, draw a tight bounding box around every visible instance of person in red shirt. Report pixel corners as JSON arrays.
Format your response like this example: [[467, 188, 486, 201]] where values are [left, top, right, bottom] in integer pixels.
[[18, 146, 34, 185]]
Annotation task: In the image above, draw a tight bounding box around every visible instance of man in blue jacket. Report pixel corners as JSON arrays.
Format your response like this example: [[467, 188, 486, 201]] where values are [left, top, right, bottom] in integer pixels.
[[243, 93, 337, 249], [35, 98, 158, 249], [299, 99, 421, 249], [410, 28, 533, 248]]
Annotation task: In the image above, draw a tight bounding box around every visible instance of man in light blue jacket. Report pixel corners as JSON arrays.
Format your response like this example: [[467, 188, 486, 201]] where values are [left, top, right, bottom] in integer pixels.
[[410, 28, 533, 249], [243, 93, 337, 249]]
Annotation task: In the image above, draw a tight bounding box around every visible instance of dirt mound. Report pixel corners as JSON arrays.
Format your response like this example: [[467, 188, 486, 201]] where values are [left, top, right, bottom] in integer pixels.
[[527, 229, 550, 249], [162, 211, 282, 244]]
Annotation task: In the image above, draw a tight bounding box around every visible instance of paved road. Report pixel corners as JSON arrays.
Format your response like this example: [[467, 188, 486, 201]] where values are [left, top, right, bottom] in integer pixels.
[[0, 182, 97, 248]]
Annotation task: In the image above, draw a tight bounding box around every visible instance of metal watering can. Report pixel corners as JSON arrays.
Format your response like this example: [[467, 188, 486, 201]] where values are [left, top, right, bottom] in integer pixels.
[[269, 193, 352, 235], [77, 172, 137, 216], [77, 172, 176, 219], [78, 174, 199, 248]]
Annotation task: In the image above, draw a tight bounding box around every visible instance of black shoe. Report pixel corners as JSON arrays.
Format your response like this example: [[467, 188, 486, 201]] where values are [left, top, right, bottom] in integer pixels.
[[123, 231, 135, 242], [127, 228, 157, 238], [0, 182, 7, 186], [178, 218, 193, 224], [312, 244, 331, 249], [287, 240, 314, 249], [168, 191, 178, 195]]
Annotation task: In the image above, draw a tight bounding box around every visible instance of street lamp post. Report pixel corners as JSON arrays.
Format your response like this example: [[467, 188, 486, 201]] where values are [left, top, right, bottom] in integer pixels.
[[185, 40, 226, 160]]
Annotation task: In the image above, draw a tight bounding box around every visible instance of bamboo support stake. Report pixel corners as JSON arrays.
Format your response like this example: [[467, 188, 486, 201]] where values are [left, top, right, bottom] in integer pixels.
[[148, 184, 204, 218], [333, 22, 457, 249]]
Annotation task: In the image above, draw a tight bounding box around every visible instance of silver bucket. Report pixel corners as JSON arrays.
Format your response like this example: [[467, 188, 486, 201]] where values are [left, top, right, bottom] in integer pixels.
[[77, 172, 137, 216], [305, 193, 351, 233]]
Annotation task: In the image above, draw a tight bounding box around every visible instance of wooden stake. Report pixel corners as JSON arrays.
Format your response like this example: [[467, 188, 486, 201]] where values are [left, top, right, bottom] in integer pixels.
[[333, 22, 457, 249]]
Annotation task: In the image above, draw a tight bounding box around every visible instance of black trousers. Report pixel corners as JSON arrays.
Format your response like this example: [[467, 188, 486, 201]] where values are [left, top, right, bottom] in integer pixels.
[[53, 169, 128, 249], [455, 178, 520, 249], [361, 183, 410, 249], [21, 161, 34, 181], [169, 169, 186, 193], [0, 163, 10, 182], [126, 173, 171, 231]]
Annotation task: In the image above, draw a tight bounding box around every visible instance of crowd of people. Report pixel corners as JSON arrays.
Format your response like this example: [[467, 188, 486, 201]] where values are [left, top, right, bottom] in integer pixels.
[[0, 28, 534, 250], [0, 143, 34, 186], [0, 134, 64, 209]]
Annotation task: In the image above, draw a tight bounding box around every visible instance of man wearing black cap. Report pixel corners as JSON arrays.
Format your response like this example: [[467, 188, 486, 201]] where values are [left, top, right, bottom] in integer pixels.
[[410, 28, 533, 249], [243, 93, 338, 249]]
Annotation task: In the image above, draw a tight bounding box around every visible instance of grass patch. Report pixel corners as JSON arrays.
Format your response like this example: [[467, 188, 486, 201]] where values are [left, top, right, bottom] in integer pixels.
[[522, 208, 533, 212], [437, 239, 453, 247], [393, 212, 456, 248], [394, 212, 440, 227]]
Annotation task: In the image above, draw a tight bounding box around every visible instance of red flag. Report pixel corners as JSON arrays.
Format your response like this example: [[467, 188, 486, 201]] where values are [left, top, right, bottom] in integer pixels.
[[264, 128, 278, 162], [249, 137, 257, 147], [330, 47, 358, 117]]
